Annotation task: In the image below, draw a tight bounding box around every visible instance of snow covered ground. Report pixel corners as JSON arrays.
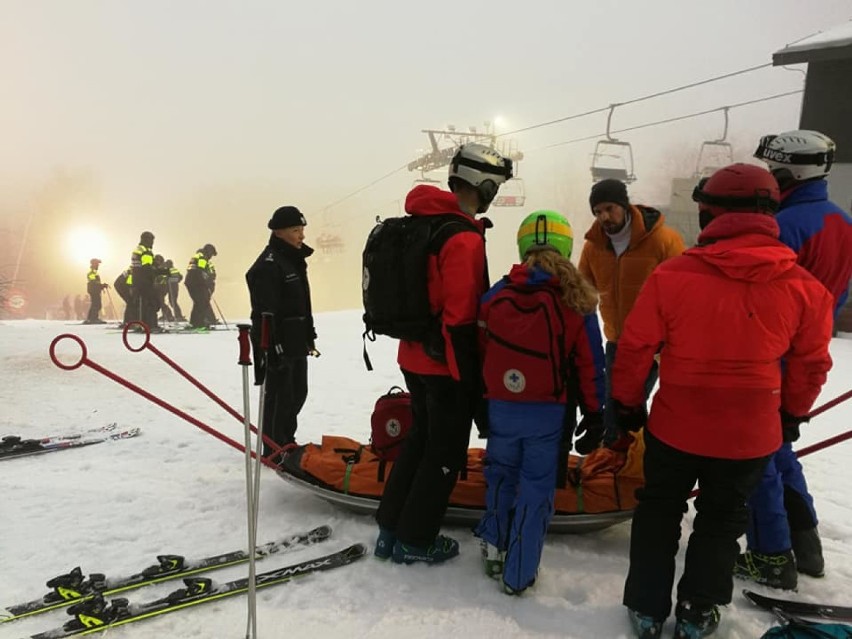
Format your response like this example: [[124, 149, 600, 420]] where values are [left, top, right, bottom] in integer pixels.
[[1, 313, 850, 639]]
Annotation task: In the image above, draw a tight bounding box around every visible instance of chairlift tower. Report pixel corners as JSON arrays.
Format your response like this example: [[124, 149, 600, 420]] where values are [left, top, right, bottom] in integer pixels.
[[407, 125, 526, 206]]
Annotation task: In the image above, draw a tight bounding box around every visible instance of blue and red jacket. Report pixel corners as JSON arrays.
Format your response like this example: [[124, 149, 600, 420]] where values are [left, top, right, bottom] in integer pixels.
[[478, 264, 605, 412], [776, 180, 852, 316]]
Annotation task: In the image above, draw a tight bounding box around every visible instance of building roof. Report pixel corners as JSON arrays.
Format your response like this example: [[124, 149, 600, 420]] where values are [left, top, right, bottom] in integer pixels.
[[773, 20, 852, 65]]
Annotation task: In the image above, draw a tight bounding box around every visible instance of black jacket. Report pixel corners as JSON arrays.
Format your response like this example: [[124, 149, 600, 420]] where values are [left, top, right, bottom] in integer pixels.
[[246, 235, 316, 371]]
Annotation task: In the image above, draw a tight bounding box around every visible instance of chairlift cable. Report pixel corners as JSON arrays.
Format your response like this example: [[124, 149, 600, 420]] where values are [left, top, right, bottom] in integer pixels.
[[538, 89, 802, 151], [497, 62, 772, 138], [322, 163, 409, 212]]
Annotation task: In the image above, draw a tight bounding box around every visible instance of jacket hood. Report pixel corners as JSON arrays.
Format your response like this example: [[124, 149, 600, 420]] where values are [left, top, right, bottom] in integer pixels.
[[584, 204, 663, 247], [506, 263, 560, 289], [687, 214, 796, 283], [404, 184, 488, 228]]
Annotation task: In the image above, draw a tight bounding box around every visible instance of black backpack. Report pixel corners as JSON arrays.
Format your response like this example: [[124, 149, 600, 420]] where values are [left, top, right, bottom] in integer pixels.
[[361, 213, 480, 368]]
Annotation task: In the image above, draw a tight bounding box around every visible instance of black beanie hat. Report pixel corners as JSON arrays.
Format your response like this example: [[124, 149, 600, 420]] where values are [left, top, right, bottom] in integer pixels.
[[589, 179, 630, 213], [268, 206, 307, 230]]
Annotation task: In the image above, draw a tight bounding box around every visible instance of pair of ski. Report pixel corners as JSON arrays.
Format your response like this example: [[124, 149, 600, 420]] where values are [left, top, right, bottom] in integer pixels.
[[744, 589, 852, 622], [0, 424, 141, 461], [4, 525, 365, 637]]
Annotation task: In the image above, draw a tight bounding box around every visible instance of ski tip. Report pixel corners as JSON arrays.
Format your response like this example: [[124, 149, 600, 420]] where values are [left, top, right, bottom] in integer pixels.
[[342, 543, 368, 560]]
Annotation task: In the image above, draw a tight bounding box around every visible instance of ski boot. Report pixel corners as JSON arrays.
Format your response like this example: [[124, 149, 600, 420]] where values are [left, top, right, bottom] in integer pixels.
[[791, 527, 825, 578], [391, 534, 459, 565], [734, 549, 797, 590], [502, 577, 535, 596], [626, 608, 663, 638], [479, 540, 505, 580], [674, 601, 720, 638], [374, 527, 396, 560]]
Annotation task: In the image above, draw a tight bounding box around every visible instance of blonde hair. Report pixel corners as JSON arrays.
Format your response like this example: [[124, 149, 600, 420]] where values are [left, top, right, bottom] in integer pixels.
[[522, 248, 599, 315]]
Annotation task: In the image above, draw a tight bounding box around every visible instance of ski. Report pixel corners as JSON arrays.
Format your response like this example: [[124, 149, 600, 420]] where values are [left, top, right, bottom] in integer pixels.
[[0, 428, 141, 462], [28, 543, 366, 638], [2, 525, 332, 622], [1, 423, 120, 446], [743, 589, 852, 621]]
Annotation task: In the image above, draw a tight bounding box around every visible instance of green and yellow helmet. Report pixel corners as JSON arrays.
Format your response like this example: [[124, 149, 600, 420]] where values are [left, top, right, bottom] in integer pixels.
[[517, 210, 573, 260]]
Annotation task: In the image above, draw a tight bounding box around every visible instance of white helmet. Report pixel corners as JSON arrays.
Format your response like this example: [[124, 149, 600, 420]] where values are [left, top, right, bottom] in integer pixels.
[[754, 129, 836, 182], [448, 143, 513, 211]]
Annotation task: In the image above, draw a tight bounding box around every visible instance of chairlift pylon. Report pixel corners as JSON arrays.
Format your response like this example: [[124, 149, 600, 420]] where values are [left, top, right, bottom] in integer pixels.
[[590, 104, 636, 184], [695, 107, 734, 178]]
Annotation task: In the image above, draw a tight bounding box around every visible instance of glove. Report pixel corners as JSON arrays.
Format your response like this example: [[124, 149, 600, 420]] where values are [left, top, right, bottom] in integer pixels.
[[781, 409, 809, 443], [473, 399, 489, 439], [613, 399, 647, 434], [574, 412, 604, 455]]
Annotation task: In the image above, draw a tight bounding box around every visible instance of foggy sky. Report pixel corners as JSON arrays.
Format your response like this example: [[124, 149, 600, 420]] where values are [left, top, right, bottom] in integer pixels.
[[1, 0, 850, 316]]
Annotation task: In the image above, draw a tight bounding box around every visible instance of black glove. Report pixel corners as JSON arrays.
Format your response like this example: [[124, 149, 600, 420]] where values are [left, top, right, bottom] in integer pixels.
[[575, 412, 604, 455], [474, 399, 489, 439], [781, 409, 809, 443], [613, 399, 647, 434]]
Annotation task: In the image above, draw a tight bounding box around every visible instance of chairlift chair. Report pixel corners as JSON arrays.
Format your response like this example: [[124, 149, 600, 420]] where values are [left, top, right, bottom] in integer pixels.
[[694, 107, 733, 178], [590, 104, 636, 183], [412, 171, 443, 188], [493, 177, 526, 207], [591, 141, 636, 183]]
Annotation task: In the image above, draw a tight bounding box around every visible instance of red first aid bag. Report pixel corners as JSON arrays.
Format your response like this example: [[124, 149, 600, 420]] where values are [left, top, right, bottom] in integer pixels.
[[370, 386, 412, 461]]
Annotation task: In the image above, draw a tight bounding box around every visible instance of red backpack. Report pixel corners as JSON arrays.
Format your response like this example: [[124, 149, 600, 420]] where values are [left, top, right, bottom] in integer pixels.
[[481, 284, 567, 403], [370, 386, 413, 461]]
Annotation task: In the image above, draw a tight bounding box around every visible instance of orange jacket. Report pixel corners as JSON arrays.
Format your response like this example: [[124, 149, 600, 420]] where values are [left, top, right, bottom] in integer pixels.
[[579, 205, 684, 341]]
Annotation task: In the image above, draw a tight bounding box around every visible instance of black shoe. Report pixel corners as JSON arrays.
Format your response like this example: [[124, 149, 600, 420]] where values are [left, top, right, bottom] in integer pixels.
[[674, 601, 720, 638], [792, 527, 825, 577], [734, 549, 797, 590]]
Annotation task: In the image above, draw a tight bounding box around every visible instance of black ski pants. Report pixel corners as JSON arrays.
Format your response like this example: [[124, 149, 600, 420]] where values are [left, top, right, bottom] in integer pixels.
[[261, 356, 308, 456], [86, 289, 102, 322], [375, 370, 473, 548], [623, 430, 770, 619], [187, 282, 212, 328]]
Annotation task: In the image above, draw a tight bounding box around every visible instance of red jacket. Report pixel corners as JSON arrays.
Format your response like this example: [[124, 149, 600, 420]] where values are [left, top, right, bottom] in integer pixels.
[[397, 185, 488, 379], [612, 214, 834, 459]]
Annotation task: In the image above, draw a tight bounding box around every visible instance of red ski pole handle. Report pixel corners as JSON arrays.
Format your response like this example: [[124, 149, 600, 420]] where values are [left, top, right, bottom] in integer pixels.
[[237, 324, 252, 367]]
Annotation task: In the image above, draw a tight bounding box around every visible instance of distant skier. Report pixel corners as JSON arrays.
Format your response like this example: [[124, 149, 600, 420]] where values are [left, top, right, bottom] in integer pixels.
[[84, 258, 108, 324], [185, 244, 217, 329]]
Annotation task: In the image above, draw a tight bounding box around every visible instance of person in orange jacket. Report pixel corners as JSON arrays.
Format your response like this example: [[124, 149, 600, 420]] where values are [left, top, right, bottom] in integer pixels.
[[611, 164, 833, 638], [578, 179, 684, 445]]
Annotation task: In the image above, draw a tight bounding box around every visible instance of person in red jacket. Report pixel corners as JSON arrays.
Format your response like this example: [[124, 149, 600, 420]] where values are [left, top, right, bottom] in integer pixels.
[[611, 164, 834, 639], [374, 143, 513, 565]]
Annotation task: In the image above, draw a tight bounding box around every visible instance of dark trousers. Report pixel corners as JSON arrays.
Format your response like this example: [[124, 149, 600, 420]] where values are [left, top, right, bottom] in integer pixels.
[[86, 290, 102, 322], [624, 430, 770, 619], [168, 282, 184, 320], [187, 283, 212, 328], [261, 357, 308, 455], [604, 340, 659, 444], [375, 370, 472, 548]]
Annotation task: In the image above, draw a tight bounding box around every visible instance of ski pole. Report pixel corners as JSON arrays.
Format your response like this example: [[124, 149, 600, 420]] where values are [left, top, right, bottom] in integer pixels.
[[120, 321, 284, 458], [212, 296, 230, 330], [49, 330, 278, 469], [237, 323, 258, 639], [105, 287, 118, 321], [687, 388, 852, 499]]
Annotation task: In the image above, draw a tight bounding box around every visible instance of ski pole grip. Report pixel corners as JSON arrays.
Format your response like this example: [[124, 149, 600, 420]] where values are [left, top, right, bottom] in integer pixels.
[[260, 312, 273, 352], [237, 324, 252, 366]]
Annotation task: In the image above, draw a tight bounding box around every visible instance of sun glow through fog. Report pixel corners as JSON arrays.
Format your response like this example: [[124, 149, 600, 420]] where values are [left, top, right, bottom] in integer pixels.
[[66, 227, 110, 267]]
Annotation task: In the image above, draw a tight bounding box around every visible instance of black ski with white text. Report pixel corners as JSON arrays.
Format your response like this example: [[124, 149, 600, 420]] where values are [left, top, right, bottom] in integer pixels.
[[0, 426, 141, 461], [743, 589, 852, 622], [2, 525, 332, 622], [28, 543, 366, 638]]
